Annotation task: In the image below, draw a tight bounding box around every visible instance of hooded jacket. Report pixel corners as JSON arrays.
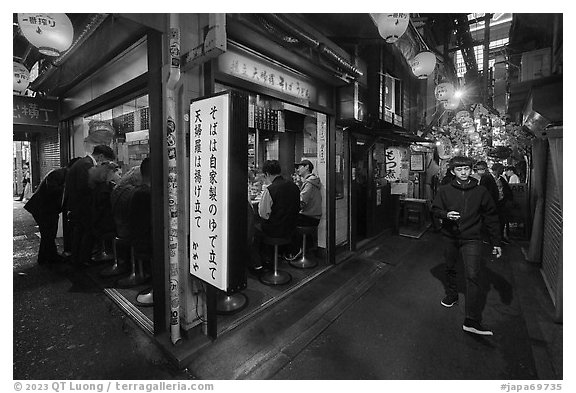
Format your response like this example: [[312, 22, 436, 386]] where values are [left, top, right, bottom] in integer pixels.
[[432, 177, 501, 246], [299, 173, 322, 219]]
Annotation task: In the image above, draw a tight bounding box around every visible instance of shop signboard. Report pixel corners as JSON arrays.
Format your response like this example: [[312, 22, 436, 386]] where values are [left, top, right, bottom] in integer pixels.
[[13, 95, 59, 127], [189, 93, 231, 291], [189, 91, 248, 293]]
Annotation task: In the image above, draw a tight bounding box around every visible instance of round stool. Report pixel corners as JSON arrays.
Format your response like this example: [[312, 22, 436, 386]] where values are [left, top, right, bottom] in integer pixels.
[[216, 291, 248, 315], [117, 245, 149, 288], [260, 235, 292, 286], [289, 226, 318, 269], [100, 236, 129, 277]]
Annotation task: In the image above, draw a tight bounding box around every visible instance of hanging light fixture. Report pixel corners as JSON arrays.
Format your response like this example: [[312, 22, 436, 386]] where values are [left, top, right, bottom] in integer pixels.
[[434, 82, 456, 101], [13, 61, 30, 95], [443, 96, 460, 111], [410, 51, 436, 79], [370, 13, 410, 43], [18, 13, 74, 57]]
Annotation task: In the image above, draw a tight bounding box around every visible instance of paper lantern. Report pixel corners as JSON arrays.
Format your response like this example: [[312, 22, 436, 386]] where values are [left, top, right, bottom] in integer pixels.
[[410, 51, 436, 79], [18, 13, 74, 57], [371, 13, 410, 43], [443, 97, 460, 111], [434, 82, 455, 101], [13, 61, 30, 95]]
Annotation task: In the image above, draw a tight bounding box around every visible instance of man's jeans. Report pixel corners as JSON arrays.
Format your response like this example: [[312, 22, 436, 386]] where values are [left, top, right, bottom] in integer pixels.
[[443, 237, 486, 322]]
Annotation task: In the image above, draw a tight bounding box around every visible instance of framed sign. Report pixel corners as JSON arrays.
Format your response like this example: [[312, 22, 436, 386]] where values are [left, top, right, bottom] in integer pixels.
[[189, 91, 248, 292], [410, 153, 425, 172]]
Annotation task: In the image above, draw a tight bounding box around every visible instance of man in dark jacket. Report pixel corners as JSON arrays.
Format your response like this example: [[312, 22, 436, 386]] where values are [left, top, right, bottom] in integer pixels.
[[474, 160, 499, 204], [250, 160, 300, 273], [432, 156, 502, 336], [24, 159, 78, 265], [65, 145, 116, 266]]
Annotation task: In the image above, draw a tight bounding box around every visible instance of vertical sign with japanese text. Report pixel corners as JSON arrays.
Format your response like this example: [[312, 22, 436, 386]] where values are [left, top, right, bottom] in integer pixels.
[[189, 94, 229, 291]]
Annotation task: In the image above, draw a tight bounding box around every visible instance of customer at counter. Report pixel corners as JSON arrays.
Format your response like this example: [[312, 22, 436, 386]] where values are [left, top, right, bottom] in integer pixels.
[[248, 160, 300, 274], [285, 159, 322, 261]]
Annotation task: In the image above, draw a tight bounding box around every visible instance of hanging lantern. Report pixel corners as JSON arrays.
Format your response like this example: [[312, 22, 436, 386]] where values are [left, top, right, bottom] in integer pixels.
[[410, 51, 436, 79], [13, 61, 30, 95], [434, 82, 455, 101], [443, 96, 460, 111], [371, 13, 410, 43], [18, 13, 74, 57]]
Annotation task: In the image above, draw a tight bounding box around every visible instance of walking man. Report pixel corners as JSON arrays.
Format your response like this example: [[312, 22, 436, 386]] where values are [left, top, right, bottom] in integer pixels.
[[432, 156, 502, 336]]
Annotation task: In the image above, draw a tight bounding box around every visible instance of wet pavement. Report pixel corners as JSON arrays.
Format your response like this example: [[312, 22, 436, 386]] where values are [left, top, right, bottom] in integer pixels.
[[11, 199, 563, 380], [12, 200, 195, 380]]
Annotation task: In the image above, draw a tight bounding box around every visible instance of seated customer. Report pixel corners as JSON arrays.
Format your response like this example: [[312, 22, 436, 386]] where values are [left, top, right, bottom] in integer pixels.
[[249, 160, 300, 274], [285, 159, 322, 260]]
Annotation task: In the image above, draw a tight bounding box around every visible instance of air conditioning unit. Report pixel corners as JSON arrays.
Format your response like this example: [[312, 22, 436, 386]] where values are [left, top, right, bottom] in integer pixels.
[[521, 48, 552, 82], [337, 81, 367, 123]]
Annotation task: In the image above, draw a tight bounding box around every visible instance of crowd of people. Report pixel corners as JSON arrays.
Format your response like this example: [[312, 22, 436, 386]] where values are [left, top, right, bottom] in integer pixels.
[[23, 145, 153, 301]]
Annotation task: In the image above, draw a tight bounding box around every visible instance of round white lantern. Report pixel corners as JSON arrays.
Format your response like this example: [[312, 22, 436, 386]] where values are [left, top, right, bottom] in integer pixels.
[[435, 82, 455, 101], [410, 51, 436, 79], [18, 13, 74, 57], [443, 97, 460, 111], [372, 13, 410, 43], [13, 61, 30, 95]]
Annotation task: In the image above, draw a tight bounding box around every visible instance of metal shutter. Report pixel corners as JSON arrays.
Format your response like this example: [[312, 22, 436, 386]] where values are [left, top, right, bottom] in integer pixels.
[[541, 147, 562, 306], [39, 132, 60, 180]]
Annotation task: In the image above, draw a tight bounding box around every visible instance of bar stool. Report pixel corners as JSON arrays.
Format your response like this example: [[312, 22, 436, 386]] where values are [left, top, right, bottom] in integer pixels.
[[260, 235, 292, 286], [216, 290, 248, 315], [100, 236, 129, 277], [92, 234, 114, 263], [289, 226, 318, 269], [117, 245, 149, 288]]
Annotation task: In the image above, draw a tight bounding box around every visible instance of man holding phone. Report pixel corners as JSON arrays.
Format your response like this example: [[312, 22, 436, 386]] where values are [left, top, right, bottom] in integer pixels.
[[432, 156, 502, 336]]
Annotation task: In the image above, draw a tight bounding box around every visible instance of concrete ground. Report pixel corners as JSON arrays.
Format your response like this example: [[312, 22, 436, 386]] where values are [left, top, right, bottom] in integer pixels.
[[11, 199, 563, 380]]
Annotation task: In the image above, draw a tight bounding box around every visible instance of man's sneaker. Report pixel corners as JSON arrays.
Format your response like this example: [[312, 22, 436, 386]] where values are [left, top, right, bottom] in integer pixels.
[[441, 295, 458, 308], [462, 319, 493, 336], [283, 248, 302, 261]]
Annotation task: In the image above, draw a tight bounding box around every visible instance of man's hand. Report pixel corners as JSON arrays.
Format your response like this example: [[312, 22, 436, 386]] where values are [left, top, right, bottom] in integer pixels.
[[492, 246, 502, 259]]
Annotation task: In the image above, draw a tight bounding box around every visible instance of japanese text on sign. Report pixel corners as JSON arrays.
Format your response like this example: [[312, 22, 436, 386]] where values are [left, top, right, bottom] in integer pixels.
[[189, 94, 230, 291], [13, 95, 59, 127], [218, 50, 315, 101]]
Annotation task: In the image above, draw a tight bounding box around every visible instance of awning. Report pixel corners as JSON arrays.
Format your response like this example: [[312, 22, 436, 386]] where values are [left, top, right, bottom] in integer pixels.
[[344, 122, 434, 144]]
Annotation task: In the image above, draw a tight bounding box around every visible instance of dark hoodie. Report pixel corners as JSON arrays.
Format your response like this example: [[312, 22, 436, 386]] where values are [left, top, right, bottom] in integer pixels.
[[432, 177, 501, 246]]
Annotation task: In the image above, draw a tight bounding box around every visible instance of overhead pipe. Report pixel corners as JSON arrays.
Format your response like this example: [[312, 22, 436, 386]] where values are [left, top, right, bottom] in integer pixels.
[[166, 13, 182, 345], [261, 13, 363, 79]]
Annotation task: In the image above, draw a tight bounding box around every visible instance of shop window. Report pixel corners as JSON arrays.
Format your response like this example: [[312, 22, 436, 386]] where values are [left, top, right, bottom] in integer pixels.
[[383, 73, 403, 124], [81, 94, 150, 172]]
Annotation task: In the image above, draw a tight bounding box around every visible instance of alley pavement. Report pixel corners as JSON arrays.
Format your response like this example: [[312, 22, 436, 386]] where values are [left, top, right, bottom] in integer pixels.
[[11, 199, 563, 381]]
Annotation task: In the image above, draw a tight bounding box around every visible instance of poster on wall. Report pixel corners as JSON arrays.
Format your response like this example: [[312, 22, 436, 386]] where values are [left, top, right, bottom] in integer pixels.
[[385, 147, 409, 182], [410, 153, 425, 172], [189, 93, 230, 291]]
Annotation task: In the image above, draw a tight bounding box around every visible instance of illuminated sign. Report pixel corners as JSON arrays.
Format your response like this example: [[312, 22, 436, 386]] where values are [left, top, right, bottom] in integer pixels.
[[189, 93, 230, 291]]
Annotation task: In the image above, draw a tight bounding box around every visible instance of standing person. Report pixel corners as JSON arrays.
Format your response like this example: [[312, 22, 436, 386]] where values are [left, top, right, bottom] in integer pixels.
[[491, 163, 513, 243], [18, 163, 31, 202], [432, 156, 502, 336], [285, 159, 322, 260], [249, 160, 300, 274], [504, 166, 520, 184], [474, 160, 499, 204], [89, 162, 122, 261], [65, 145, 116, 266], [23, 160, 77, 265]]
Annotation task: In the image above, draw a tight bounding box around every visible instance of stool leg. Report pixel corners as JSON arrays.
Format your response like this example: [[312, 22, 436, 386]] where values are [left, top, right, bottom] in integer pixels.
[[100, 238, 126, 277], [260, 244, 292, 286], [117, 246, 147, 287], [289, 232, 318, 269]]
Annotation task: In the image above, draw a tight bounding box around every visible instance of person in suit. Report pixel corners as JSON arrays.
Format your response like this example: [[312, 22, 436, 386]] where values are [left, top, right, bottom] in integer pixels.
[[24, 158, 80, 265], [473, 160, 499, 205], [65, 145, 115, 266]]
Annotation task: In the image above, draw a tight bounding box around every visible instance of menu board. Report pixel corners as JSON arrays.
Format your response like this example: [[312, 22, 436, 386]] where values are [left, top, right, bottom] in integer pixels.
[[189, 93, 230, 291]]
